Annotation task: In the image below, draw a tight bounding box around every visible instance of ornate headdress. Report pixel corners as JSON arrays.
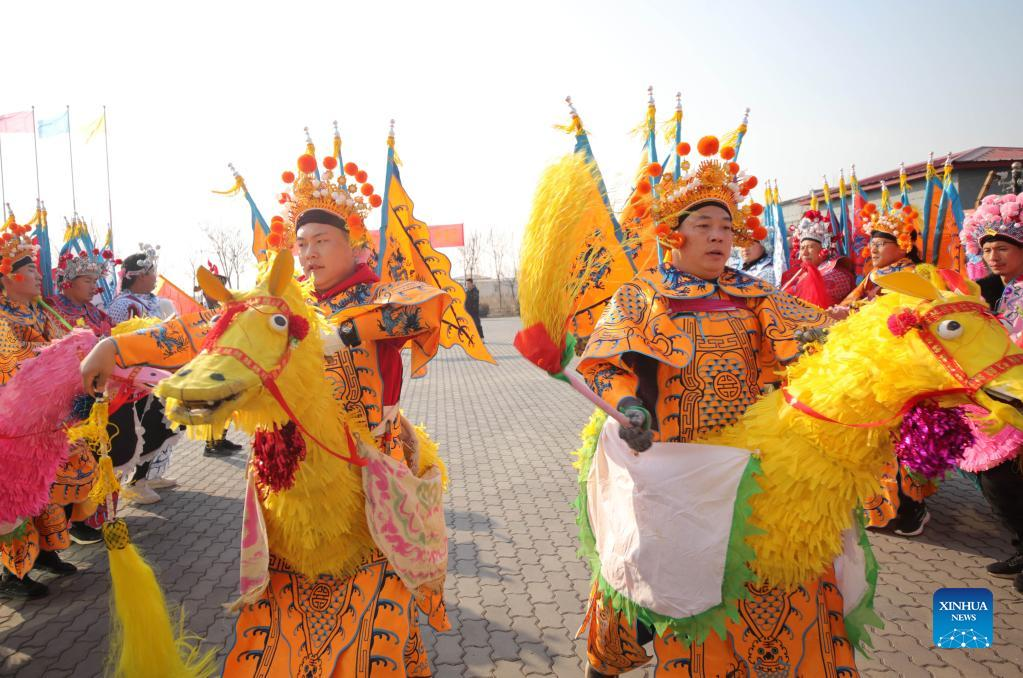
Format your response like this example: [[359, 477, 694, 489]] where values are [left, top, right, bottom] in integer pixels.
[[961, 193, 1023, 256], [122, 243, 159, 280], [859, 201, 920, 253], [791, 210, 832, 249], [55, 247, 117, 288], [0, 210, 37, 278], [268, 130, 382, 252], [644, 135, 765, 249]]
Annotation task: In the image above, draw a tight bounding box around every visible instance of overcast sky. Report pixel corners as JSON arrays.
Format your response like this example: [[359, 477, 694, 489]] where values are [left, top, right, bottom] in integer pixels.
[[3, 0, 1021, 286]]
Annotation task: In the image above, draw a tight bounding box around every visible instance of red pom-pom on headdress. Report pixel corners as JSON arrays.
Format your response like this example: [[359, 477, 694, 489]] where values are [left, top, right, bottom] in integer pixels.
[[297, 154, 318, 174], [676, 142, 691, 156], [719, 146, 735, 160], [344, 162, 359, 176], [322, 156, 338, 170], [281, 171, 295, 184], [646, 162, 663, 178], [697, 136, 719, 157]]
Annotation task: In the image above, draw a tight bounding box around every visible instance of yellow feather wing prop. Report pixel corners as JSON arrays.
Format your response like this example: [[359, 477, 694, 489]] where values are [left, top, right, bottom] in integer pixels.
[[518, 153, 607, 339]]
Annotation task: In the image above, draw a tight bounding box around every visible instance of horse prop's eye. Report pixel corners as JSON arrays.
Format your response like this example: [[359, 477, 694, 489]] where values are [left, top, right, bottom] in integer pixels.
[[936, 319, 964, 340], [269, 314, 289, 332]]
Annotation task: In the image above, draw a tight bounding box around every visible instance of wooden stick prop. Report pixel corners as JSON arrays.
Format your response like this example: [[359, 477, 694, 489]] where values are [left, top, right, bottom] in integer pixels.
[[513, 153, 630, 426]]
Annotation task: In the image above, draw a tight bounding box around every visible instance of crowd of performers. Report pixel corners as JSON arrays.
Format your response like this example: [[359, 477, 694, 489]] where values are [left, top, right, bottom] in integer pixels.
[[0, 108, 1022, 678]]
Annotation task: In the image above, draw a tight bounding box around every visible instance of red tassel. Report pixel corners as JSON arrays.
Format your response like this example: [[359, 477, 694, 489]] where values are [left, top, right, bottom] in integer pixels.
[[252, 422, 307, 492]]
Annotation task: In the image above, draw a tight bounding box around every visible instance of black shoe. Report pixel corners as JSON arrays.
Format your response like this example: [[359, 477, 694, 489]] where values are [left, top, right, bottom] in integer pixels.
[[32, 550, 77, 576], [893, 507, 930, 537], [69, 522, 103, 545], [204, 441, 234, 457], [987, 552, 1023, 579], [1014, 572, 1023, 595], [0, 572, 49, 599], [218, 438, 244, 452]]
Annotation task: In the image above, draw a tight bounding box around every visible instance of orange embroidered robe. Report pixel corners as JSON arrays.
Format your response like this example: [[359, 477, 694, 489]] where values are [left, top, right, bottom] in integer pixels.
[[576, 267, 862, 678]]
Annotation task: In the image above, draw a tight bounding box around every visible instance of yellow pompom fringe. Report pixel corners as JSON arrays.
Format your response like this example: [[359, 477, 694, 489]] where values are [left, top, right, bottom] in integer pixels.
[[413, 423, 448, 489], [111, 316, 162, 336], [104, 519, 216, 678]]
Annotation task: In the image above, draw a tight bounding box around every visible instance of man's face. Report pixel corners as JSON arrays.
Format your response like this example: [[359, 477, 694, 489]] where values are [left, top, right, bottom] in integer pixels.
[[869, 236, 904, 268], [296, 221, 357, 291], [1, 262, 41, 300], [982, 240, 1023, 280], [66, 274, 100, 304], [741, 241, 766, 265], [466, 279, 475, 290], [798, 239, 825, 266], [670, 204, 734, 280]]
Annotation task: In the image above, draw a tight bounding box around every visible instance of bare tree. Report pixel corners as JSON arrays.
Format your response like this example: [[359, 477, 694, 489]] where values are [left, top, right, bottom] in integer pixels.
[[201, 223, 249, 288], [488, 228, 508, 310], [461, 229, 483, 281]]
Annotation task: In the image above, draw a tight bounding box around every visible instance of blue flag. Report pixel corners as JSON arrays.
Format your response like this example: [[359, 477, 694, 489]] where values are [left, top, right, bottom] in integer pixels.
[[37, 111, 69, 138]]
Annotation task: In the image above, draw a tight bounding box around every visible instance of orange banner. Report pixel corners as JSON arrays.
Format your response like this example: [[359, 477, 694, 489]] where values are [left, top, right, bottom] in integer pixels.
[[155, 275, 203, 316]]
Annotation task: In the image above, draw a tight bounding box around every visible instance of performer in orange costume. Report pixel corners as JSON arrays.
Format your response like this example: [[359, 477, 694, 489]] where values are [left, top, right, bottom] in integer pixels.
[[0, 214, 92, 599], [80, 143, 465, 676], [575, 136, 856, 677]]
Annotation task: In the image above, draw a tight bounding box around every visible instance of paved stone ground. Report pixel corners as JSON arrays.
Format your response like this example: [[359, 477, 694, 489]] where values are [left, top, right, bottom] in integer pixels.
[[1, 316, 1022, 677]]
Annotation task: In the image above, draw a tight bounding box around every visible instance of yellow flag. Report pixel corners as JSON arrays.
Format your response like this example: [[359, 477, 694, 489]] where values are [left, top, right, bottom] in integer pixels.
[[82, 114, 105, 143], [379, 163, 495, 364]]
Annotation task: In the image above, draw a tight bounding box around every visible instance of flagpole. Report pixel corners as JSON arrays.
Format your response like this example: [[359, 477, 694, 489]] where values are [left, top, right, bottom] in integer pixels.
[[102, 106, 113, 229], [66, 105, 77, 215], [30, 106, 41, 205]]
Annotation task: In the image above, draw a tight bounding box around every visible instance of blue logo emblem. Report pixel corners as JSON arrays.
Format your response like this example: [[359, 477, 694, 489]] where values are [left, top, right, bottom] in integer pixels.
[[933, 588, 993, 648]]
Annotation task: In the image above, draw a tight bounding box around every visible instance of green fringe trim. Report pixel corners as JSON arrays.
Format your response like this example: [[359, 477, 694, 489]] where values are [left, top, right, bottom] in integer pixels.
[[843, 510, 884, 655], [0, 520, 29, 545], [573, 409, 764, 643]]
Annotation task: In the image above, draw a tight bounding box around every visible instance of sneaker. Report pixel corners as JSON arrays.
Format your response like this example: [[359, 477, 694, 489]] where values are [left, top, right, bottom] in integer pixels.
[[129, 479, 162, 504], [32, 550, 77, 576], [147, 477, 178, 490], [219, 438, 244, 452], [987, 552, 1023, 579], [0, 572, 49, 599], [69, 522, 103, 545], [204, 441, 234, 458], [893, 507, 930, 537]]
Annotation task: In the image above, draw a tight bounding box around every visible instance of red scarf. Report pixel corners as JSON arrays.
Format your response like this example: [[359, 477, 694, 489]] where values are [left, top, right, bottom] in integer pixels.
[[313, 264, 380, 302]]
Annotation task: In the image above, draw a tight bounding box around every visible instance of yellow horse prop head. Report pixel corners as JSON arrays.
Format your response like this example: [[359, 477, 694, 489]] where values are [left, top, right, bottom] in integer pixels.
[[155, 251, 375, 578], [714, 266, 1023, 589]]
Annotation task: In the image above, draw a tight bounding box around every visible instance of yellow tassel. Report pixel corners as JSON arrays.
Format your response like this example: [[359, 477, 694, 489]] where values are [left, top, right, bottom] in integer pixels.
[[210, 175, 244, 196], [67, 399, 112, 456], [89, 455, 121, 505], [104, 520, 217, 678]]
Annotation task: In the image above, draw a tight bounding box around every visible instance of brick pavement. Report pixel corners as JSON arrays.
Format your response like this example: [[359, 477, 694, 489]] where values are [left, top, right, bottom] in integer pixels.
[[1, 316, 1021, 677]]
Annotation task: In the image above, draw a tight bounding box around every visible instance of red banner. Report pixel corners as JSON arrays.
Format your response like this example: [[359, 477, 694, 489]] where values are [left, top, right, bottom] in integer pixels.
[[369, 224, 464, 248]]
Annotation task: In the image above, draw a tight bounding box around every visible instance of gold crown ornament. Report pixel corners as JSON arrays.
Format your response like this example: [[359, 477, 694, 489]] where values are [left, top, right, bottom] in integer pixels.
[[636, 135, 765, 251], [268, 129, 383, 252], [0, 209, 37, 279], [858, 199, 920, 255]]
